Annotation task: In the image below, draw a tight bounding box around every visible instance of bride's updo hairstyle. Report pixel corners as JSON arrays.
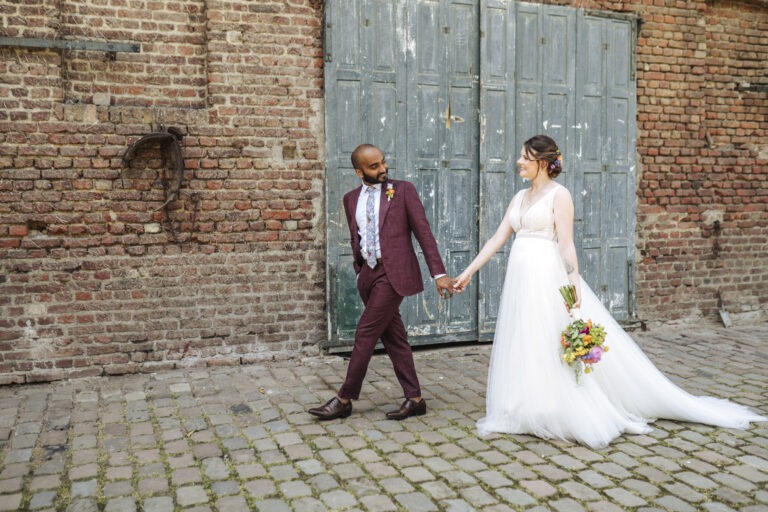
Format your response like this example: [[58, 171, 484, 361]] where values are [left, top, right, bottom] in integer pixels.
[[523, 135, 563, 179]]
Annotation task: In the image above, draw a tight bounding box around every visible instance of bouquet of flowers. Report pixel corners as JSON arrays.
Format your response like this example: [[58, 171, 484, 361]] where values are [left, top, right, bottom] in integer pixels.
[[559, 285, 608, 383]]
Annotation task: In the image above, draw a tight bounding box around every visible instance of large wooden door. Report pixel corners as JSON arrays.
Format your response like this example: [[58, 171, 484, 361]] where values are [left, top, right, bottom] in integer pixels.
[[324, 0, 638, 350]]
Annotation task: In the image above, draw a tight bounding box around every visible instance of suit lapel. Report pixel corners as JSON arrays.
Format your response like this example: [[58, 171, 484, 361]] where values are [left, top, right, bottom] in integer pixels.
[[378, 181, 392, 232]]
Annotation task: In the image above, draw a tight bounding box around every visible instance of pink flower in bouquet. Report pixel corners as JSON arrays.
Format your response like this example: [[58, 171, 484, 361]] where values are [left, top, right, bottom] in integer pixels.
[[583, 346, 604, 364]]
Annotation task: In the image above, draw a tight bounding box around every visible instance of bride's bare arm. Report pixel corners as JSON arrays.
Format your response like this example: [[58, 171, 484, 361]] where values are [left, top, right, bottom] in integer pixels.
[[453, 200, 516, 292], [553, 187, 581, 307]]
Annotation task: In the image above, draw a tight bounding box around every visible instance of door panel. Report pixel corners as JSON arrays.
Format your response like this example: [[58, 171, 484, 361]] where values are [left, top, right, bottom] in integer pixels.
[[404, 0, 480, 343], [325, 0, 637, 349]]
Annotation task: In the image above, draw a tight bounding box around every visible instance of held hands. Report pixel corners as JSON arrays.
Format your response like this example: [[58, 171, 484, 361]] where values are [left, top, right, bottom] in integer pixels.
[[435, 275, 454, 299], [452, 272, 471, 293]]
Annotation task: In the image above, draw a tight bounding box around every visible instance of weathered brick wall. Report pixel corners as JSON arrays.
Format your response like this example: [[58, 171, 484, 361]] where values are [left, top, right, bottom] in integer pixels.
[[633, 0, 768, 323], [1, 0, 766, 384], [0, 0, 326, 384]]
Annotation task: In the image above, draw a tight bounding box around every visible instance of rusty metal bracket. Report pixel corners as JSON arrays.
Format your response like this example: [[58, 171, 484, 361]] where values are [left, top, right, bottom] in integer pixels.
[[120, 126, 185, 210]]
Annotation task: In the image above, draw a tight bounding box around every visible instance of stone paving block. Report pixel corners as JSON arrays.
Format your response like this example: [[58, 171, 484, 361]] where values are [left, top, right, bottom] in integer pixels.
[[421, 480, 457, 500], [559, 480, 603, 501], [575, 470, 612, 490], [0, 494, 22, 512], [401, 465, 434, 483], [352, 448, 381, 463], [738, 455, 768, 471], [202, 457, 230, 480], [713, 486, 751, 506], [269, 464, 299, 482], [171, 467, 202, 486], [0, 476, 23, 493], [459, 485, 498, 507], [496, 487, 538, 507], [139, 462, 165, 477], [29, 474, 60, 490], [662, 482, 706, 503], [215, 495, 250, 512], [395, 492, 438, 511], [435, 443, 467, 459], [105, 465, 132, 481], [551, 454, 588, 470], [167, 453, 195, 469], [359, 493, 397, 511], [333, 462, 365, 479], [497, 461, 537, 480], [253, 499, 291, 512], [138, 477, 168, 495], [483, 504, 517, 512], [533, 463, 570, 481], [440, 498, 476, 511], [71, 479, 98, 498], [65, 498, 98, 512], [548, 497, 587, 512], [104, 496, 136, 512], [103, 480, 133, 497], [29, 490, 57, 510], [475, 469, 513, 488], [621, 478, 660, 497], [210, 480, 239, 496], [279, 479, 312, 498], [176, 485, 209, 507], [654, 495, 698, 512], [711, 471, 756, 492], [521, 479, 559, 498], [244, 478, 277, 498], [307, 473, 339, 492], [293, 459, 322, 476], [605, 487, 647, 507], [699, 504, 739, 512], [4, 448, 33, 463], [673, 470, 719, 490], [586, 501, 626, 512], [634, 464, 675, 483], [727, 463, 768, 483], [321, 489, 358, 509]]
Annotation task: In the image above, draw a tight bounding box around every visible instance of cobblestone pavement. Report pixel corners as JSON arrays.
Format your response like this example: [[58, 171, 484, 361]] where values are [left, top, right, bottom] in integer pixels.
[[1, 322, 766, 512]]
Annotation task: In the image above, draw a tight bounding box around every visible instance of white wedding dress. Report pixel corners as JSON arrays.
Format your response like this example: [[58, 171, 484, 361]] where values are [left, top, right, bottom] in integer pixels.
[[477, 185, 766, 448]]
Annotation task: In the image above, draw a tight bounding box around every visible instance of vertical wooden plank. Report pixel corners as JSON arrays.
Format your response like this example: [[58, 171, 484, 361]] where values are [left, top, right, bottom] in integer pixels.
[[443, 0, 479, 333], [575, 12, 636, 320], [478, 0, 516, 336]]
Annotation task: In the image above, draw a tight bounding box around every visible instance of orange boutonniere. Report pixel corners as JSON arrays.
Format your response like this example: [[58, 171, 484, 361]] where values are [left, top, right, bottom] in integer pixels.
[[385, 183, 395, 201]]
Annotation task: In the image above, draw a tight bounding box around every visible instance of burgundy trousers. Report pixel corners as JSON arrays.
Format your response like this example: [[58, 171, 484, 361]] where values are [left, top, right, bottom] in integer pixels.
[[337, 263, 421, 400]]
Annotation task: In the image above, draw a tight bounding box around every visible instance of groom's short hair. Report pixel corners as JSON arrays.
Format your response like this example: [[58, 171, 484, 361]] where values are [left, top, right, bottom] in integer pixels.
[[351, 144, 378, 170]]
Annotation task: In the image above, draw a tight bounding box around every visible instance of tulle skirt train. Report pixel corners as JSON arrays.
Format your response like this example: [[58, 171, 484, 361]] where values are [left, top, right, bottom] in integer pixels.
[[477, 236, 766, 448]]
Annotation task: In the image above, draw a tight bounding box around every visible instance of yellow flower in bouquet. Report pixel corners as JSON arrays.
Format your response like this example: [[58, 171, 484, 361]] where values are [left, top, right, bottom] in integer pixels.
[[558, 285, 609, 383]]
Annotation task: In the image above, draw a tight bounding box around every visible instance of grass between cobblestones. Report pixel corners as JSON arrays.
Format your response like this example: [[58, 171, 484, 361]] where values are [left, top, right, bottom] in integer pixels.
[[0, 323, 766, 511]]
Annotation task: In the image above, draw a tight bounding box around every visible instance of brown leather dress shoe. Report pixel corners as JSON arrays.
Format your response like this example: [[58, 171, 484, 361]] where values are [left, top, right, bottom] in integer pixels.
[[308, 397, 352, 420], [386, 398, 427, 420]]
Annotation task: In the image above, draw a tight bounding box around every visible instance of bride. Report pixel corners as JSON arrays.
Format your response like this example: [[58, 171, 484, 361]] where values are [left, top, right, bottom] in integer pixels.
[[453, 134, 766, 448]]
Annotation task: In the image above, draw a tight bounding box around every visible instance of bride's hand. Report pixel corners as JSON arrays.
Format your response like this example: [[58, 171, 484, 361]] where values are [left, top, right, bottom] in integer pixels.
[[453, 272, 471, 293]]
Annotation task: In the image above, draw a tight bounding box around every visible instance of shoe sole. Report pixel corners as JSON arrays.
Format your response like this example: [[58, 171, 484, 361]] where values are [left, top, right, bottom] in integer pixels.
[[308, 410, 352, 420], [386, 409, 427, 420]]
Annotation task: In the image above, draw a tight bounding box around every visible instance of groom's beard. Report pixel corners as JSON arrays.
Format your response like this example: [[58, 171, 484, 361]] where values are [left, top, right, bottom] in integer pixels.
[[362, 173, 387, 185]]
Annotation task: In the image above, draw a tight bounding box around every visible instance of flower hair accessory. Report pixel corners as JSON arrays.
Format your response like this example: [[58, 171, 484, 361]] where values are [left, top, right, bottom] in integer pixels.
[[549, 149, 563, 172], [385, 183, 395, 201]]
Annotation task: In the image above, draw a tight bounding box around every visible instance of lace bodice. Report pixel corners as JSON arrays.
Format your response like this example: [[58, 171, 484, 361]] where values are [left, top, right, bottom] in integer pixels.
[[509, 185, 562, 241]]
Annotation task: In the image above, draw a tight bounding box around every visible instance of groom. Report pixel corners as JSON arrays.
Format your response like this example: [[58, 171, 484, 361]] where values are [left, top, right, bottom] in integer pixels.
[[309, 144, 454, 420]]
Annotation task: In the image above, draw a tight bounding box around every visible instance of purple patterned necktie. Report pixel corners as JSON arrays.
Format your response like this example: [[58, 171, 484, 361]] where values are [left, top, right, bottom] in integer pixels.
[[365, 186, 378, 268]]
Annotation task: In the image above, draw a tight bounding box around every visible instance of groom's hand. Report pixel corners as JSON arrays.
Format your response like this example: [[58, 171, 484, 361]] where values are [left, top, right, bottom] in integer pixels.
[[435, 275, 454, 299]]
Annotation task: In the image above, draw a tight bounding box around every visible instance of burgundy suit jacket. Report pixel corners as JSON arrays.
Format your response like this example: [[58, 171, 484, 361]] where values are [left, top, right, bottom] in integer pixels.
[[343, 179, 447, 297]]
